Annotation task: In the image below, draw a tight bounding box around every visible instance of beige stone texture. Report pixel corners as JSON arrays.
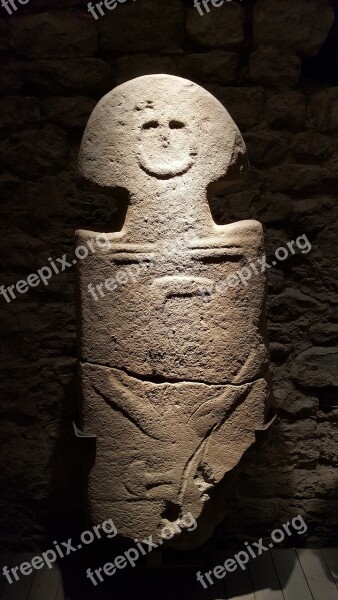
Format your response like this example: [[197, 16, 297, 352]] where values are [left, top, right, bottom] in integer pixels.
[[77, 75, 270, 547]]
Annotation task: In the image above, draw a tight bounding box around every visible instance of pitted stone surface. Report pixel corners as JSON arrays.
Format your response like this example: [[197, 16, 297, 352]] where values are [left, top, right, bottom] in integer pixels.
[[77, 75, 270, 547]]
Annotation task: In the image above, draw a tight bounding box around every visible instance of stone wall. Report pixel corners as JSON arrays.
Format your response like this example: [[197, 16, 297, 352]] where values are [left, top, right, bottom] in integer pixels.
[[0, 0, 337, 549]]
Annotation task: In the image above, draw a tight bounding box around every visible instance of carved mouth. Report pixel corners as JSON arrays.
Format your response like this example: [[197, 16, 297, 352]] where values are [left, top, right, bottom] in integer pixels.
[[137, 152, 195, 179], [137, 118, 197, 179]]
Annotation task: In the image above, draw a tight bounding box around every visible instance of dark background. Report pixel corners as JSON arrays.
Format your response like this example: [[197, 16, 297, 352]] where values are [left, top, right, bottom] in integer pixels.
[[0, 0, 337, 553]]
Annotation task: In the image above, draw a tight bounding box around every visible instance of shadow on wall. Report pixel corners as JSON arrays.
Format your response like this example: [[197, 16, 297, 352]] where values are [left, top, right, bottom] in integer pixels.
[[46, 372, 87, 545], [303, 0, 338, 85]]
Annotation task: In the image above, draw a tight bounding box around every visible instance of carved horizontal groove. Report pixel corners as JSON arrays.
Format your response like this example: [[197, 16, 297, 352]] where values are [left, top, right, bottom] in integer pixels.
[[82, 361, 266, 387], [153, 275, 215, 298], [188, 249, 243, 262], [188, 243, 243, 250], [109, 254, 155, 264], [107, 244, 155, 253], [93, 498, 166, 503], [166, 291, 204, 299], [154, 275, 213, 285], [192, 255, 243, 264]]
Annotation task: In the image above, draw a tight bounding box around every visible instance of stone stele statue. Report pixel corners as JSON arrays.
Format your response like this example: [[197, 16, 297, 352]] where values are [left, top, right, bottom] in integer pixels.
[[76, 74, 271, 549]]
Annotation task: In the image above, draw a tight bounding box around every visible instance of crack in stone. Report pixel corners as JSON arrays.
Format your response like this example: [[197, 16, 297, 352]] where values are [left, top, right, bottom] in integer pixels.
[[82, 360, 267, 387]]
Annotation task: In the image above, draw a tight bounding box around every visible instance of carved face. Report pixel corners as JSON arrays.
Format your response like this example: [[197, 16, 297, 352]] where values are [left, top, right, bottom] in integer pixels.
[[79, 75, 247, 193], [137, 117, 197, 178]]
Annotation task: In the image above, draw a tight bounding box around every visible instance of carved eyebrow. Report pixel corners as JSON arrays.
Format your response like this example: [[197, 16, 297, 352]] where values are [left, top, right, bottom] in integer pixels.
[[142, 120, 159, 129]]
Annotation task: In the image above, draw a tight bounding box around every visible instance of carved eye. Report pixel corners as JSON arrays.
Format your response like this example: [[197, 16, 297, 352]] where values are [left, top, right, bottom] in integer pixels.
[[169, 120, 185, 129], [142, 120, 159, 130]]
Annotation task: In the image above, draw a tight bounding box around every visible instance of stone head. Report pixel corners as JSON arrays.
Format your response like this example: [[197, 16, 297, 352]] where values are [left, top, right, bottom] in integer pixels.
[[78, 74, 248, 196]]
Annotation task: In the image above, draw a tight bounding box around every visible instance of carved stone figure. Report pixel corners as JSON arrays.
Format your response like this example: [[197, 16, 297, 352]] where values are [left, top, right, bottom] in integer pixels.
[[77, 75, 271, 548]]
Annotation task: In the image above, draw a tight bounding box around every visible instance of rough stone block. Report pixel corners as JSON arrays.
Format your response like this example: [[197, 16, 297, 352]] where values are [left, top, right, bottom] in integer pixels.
[[317, 423, 338, 465], [274, 389, 319, 418], [293, 196, 334, 234], [307, 88, 338, 132], [250, 47, 301, 88], [267, 164, 326, 194], [266, 91, 306, 130], [207, 86, 264, 130], [0, 62, 23, 95], [244, 132, 287, 167], [291, 347, 338, 387], [238, 465, 337, 499], [186, 2, 244, 48], [253, 0, 334, 56], [291, 132, 334, 163], [316, 223, 338, 258], [269, 289, 321, 323], [309, 323, 338, 346], [41, 96, 97, 128], [180, 51, 240, 85], [0, 21, 9, 57], [2, 126, 68, 179], [0, 97, 40, 131], [23, 59, 113, 96], [99, 0, 184, 54], [10, 11, 98, 58], [252, 193, 292, 223]]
